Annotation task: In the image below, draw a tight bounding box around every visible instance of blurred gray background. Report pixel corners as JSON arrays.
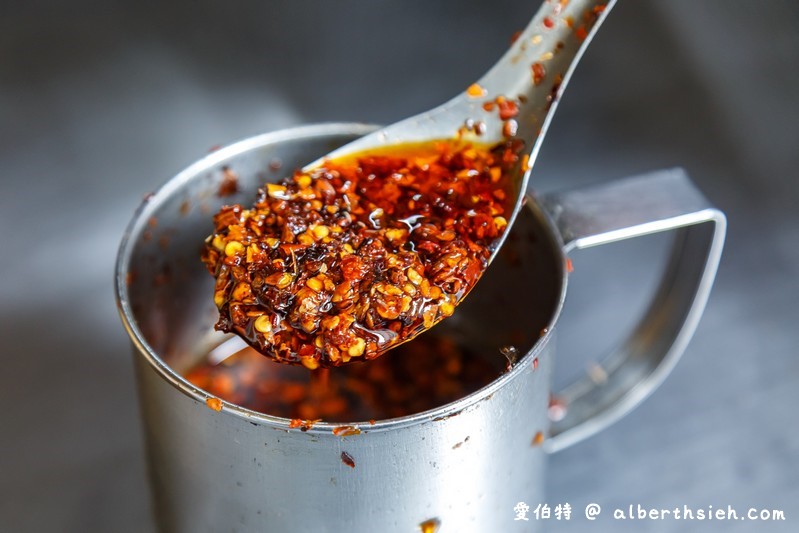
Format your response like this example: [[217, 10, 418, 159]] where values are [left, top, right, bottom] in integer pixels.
[[1, 1, 797, 531]]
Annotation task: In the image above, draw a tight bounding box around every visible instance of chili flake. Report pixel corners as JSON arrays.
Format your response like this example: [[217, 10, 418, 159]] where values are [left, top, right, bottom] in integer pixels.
[[497, 98, 520, 120], [340, 451, 356, 468], [419, 518, 441, 533], [218, 166, 240, 197], [502, 119, 518, 138], [202, 141, 518, 368], [532, 62, 547, 86], [332, 425, 361, 437], [205, 397, 223, 412], [466, 83, 486, 98]]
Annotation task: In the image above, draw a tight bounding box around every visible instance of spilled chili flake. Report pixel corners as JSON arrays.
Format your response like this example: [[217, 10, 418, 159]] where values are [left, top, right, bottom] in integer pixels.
[[531, 62, 547, 86], [457, 118, 487, 139], [466, 83, 486, 98], [288, 418, 321, 431], [202, 141, 520, 368], [496, 98, 520, 120], [419, 518, 441, 533], [340, 451, 356, 468], [332, 425, 361, 437], [205, 397, 223, 412], [218, 167, 240, 197], [502, 119, 518, 138], [521, 154, 531, 172], [546, 73, 565, 110]]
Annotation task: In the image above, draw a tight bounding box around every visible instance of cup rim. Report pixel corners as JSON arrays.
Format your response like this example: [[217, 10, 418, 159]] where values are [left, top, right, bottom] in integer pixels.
[[115, 122, 568, 434]]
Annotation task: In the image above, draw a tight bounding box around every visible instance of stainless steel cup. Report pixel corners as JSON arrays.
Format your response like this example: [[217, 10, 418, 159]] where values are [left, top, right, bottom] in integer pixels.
[[116, 123, 725, 532]]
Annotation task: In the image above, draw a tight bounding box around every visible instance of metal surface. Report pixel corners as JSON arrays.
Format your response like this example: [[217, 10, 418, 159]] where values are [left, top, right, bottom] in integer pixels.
[[309, 0, 616, 265], [116, 124, 723, 531], [540, 169, 727, 452]]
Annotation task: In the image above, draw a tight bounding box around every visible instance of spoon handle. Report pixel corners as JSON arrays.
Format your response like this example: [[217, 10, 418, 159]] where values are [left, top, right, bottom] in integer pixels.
[[316, 0, 616, 163], [473, 0, 616, 146]]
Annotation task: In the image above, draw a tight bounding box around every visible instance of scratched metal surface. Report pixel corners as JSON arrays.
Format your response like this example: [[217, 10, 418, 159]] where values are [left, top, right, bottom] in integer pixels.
[[1, 1, 797, 531]]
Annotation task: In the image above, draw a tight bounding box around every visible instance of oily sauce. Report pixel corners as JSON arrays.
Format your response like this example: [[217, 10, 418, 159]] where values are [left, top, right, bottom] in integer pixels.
[[184, 330, 505, 422]]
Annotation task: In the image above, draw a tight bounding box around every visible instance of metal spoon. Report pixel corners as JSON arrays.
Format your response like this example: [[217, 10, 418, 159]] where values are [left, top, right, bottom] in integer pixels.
[[211, 0, 616, 364], [307, 0, 616, 262]]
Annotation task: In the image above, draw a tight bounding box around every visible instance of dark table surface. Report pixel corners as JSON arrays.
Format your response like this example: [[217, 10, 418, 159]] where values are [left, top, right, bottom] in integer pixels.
[[2, 1, 797, 531]]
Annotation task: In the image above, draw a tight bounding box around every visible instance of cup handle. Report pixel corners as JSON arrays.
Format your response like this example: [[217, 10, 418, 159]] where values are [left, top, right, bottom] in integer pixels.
[[538, 168, 726, 453]]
